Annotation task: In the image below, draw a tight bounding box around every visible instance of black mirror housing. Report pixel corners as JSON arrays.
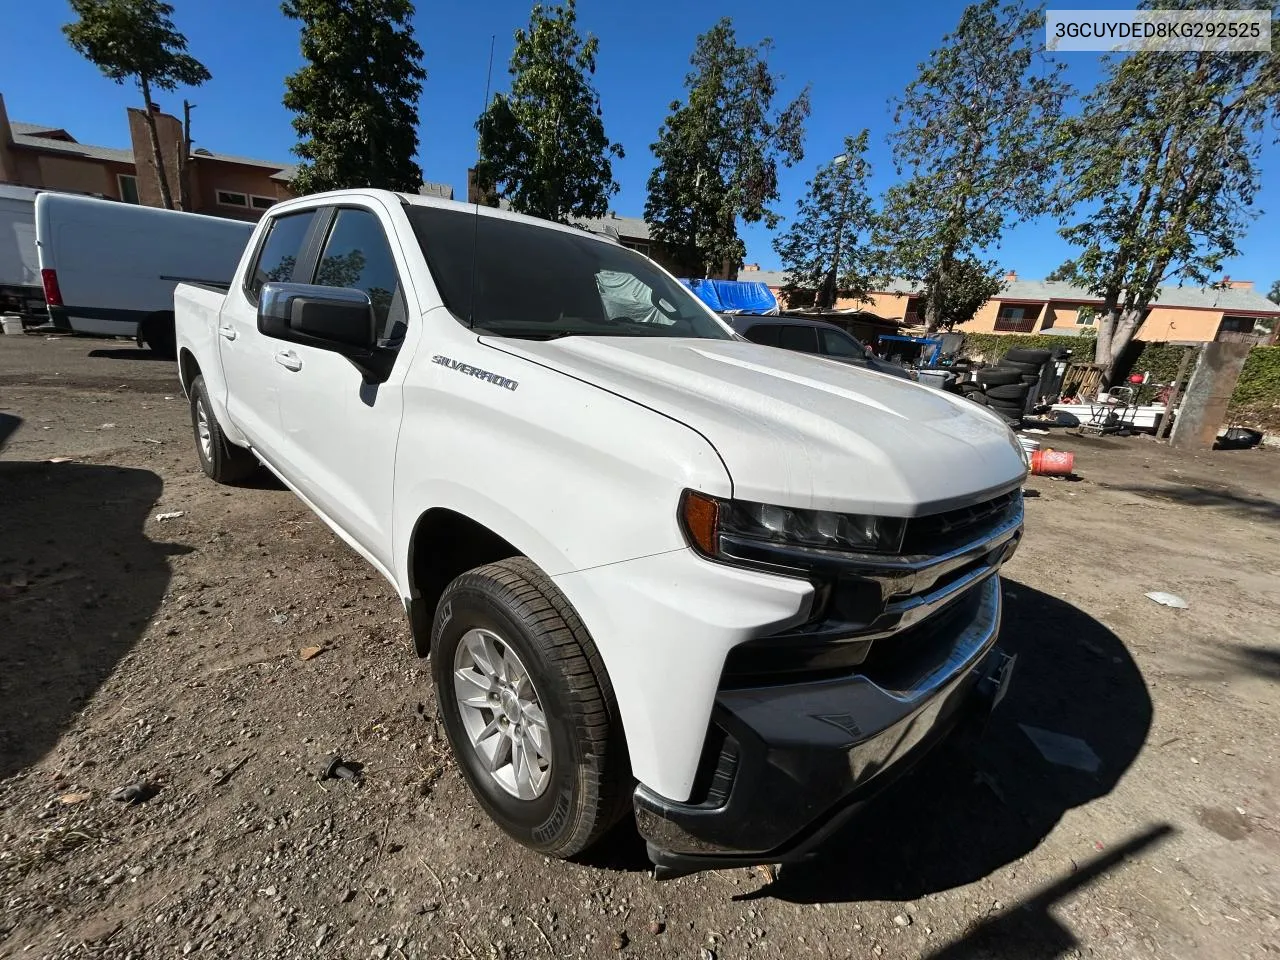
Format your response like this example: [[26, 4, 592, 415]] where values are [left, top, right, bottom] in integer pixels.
[[257, 282, 393, 381]]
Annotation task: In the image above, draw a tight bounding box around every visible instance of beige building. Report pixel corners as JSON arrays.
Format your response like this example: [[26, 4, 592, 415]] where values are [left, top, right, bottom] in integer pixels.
[[740, 267, 1280, 344], [1, 92, 452, 221]]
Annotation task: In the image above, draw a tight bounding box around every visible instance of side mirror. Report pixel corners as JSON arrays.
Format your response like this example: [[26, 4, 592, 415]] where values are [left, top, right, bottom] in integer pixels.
[[258, 282, 393, 382], [258, 282, 376, 347]]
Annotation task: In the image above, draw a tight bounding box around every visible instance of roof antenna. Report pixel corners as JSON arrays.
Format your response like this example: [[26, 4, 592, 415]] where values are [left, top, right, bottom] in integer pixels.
[[469, 34, 496, 330]]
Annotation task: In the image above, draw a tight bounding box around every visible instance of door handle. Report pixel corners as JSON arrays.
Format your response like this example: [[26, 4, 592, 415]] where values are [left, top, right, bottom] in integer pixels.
[[218, 325, 237, 341], [273, 350, 303, 372]]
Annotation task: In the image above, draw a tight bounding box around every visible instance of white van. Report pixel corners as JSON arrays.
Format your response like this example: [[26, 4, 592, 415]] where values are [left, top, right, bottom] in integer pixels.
[[35, 193, 253, 356], [0, 184, 42, 316]]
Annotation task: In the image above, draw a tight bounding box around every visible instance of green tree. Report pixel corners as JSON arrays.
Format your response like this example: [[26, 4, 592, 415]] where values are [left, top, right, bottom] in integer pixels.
[[645, 19, 810, 278], [63, 0, 210, 211], [1052, 0, 1280, 384], [1267, 279, 1280, 305], [475, 0, 622, 223], [937, 257, 1005, 327], [1045, 262, 1076, 283], [773, 131, 879, 311], [282, 0, 426, 195], [876, 0, 1069, 331]]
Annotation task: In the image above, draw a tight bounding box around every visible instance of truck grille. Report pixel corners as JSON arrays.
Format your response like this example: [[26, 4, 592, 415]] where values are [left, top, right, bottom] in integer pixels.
[[720, 488, 1022, 688]]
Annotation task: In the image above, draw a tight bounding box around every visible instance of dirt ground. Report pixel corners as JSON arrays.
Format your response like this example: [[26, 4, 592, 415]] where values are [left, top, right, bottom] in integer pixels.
[[1, 333, 1278, 960]]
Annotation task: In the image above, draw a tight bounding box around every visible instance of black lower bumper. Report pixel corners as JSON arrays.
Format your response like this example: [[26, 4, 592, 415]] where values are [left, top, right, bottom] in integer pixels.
[[635, 579, 1014, 877]]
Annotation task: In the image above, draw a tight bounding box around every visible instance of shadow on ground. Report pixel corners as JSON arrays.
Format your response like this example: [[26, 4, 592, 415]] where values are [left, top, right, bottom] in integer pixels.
[[87, 348, 173, 362], [0, 460, 185, 779], [1109, 481, 1280, 522], [752, 580, 1152, 917]]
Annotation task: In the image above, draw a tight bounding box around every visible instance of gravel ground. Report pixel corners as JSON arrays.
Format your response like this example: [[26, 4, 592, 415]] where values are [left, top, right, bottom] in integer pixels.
[[1, 333, 1278, 960]]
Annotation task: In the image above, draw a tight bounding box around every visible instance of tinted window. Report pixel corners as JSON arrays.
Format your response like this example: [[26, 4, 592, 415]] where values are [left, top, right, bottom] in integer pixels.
[[248, 211, 314, 299], [777, 324, 819, 353], [742, 323, 781, 346], [819, 328, 868, 359], [313, 209, 404, 341], [407, 206, 729, 341]]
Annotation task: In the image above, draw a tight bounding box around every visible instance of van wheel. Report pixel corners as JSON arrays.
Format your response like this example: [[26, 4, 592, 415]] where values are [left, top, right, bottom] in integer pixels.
[[433, 557, 630, 859], [189, 375, 257, 484], [140, 313, 177, 359]]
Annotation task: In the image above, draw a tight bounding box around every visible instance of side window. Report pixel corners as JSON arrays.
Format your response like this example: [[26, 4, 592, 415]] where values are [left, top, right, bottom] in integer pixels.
[[313, 209, 406, 343], [247, 211, 315, 300], [819, 328, 868, 360], [777, 324, 819, 353], [743, 323, 780, 346]]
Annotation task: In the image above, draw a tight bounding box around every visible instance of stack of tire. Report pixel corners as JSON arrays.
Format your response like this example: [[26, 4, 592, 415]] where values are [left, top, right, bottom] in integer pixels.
[[959, 348, 1053, 424]]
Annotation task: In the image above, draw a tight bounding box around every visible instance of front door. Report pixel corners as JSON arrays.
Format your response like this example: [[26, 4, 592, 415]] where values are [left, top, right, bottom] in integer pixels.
[[269, 202, 417, 573]]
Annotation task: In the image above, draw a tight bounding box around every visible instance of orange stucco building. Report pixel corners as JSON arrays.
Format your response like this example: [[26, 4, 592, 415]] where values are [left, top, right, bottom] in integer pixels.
[[740, 267, 1280, 344]]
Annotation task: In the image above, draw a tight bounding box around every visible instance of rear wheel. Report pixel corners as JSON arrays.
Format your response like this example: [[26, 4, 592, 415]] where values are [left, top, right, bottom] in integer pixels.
[[189, 375, 258, 484], [140, 312, 177, 359], [433, 557, 630, 859]]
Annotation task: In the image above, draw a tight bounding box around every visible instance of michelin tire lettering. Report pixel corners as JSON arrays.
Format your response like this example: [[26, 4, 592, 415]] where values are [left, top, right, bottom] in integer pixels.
[[432, 354, 519, 391]]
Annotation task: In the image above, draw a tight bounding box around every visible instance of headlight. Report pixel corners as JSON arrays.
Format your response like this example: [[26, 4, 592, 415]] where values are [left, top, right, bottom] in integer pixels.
[[680, 490, 906, 559]]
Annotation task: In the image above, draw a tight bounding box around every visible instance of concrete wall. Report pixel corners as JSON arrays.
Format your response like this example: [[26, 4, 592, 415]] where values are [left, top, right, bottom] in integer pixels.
[[1170, 342, 1252, 450]]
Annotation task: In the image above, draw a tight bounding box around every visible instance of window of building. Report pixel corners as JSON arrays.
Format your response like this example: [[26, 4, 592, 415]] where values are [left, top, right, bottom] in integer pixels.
[[1219, 315, 1257, 334], [246, 211, 315, 300], [1075, 307, 1096, 325], [118, 174, 140, 204], [994, 304, 1036, 333], [250, 195, 276, 210], [312, 208, 405, 342], [620, 239, 651, 257], [216, 190, 249, 208]]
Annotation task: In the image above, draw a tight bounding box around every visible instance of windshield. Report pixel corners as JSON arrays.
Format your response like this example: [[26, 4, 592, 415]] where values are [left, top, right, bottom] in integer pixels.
[[407, 205, 732, 341]]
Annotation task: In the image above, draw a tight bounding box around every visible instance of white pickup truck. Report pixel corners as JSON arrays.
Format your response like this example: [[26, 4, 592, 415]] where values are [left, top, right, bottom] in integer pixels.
[[174, 189, 1027, 876]]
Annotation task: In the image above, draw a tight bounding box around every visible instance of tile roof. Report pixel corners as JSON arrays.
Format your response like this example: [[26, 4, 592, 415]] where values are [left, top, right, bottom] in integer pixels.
[[999, 278, 1280, 314], [11, 130, 134, 164], [569, 212, 650, 241]]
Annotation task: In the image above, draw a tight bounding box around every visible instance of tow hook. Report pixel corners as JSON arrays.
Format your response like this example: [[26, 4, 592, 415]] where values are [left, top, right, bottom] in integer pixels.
[[979, 650, 1017, 711]]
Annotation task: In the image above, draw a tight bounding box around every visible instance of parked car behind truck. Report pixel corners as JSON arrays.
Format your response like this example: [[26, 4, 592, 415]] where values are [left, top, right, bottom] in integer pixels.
[[36, 193, 253, 356], [0, 184, 42, 316], [174, 189, 1027, 875]]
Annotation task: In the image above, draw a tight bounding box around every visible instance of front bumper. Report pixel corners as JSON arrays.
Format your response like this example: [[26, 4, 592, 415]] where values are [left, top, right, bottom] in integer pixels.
[[635, 575, 1014, 876]]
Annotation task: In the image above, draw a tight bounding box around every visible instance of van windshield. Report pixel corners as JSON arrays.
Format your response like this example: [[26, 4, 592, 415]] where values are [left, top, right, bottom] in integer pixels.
[[406, 205, 732, 341]]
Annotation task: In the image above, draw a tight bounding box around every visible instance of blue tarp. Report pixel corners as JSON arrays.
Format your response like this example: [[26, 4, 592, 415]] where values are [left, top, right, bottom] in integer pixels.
[[679, 278, 778, 314]]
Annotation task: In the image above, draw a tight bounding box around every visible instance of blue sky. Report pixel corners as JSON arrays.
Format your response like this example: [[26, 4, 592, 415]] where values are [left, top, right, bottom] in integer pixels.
[[0, 0, 1276, 287]]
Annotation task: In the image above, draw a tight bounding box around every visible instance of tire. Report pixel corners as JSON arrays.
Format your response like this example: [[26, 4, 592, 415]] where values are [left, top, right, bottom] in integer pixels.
[[976, 368, 1022, 387], [986, 383, 1030, 401], [432, 557, 630, 860], [140, 312, 177, 359], [1003, 348, 1052, 365], [189, 375, 258, 484], [999, 360, 1042, 375], [966, 391, 990, 406]]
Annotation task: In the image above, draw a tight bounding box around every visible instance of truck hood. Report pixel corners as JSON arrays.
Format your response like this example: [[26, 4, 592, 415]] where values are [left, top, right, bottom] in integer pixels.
[[484, 336, 1027, 516]]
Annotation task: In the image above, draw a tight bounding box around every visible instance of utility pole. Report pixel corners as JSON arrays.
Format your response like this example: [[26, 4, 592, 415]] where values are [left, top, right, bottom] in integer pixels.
[[177, 100, 195, 212], [818, 154, 850, 312]]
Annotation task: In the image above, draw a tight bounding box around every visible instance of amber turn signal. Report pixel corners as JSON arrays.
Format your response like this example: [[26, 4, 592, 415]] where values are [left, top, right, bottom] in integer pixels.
[[680, 490, 720, 557]]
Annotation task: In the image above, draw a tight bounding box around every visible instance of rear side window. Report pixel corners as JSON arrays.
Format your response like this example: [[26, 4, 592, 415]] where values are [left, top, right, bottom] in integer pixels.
[[777, 324, 819, 353], [247, 211, 314, 299], [742, 323, 781, 346], [819, 328, 868, 359], [312, 209, 405, 342]]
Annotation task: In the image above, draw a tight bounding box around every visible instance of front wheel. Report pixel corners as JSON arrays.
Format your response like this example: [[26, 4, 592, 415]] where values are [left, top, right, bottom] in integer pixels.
[[432, 557, 630, 859]]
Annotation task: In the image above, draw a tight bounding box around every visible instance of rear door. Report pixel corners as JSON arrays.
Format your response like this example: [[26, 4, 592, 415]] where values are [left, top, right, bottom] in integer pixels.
[[817, 327, 873, 367], [218, 209, 317, 458], [269, 201, 416, 570]]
